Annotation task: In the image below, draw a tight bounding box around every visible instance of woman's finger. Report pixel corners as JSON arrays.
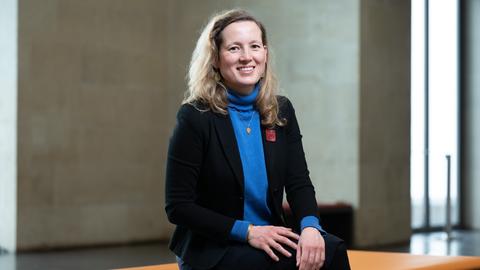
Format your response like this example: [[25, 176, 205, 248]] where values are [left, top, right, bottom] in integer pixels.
[[285, 230, 300, 240], [274, 235, 298, 250], [276, 227, 300, 238], [315, 248, 323, 270], [276, 228, 300, 240], [301, 246, 318, 270], [296, 243, 302, 267], [319, 246, 325, 268], [299, 247, 311, 270], [262, 244, 279, 261], [308, 248, 317, 270], [269, 239, 292, 258]]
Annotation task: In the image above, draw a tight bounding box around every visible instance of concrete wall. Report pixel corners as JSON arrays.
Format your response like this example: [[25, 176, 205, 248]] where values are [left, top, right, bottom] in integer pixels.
[[17, 0, 175, 249], [463, 0, 480, 229], [14, 0, 410, 249], [0, 0, 18, 252], [357, 0, 411, 246]]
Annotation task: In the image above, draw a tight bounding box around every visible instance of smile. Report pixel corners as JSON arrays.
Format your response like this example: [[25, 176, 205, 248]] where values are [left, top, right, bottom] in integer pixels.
[[237, 66, 255, 72]]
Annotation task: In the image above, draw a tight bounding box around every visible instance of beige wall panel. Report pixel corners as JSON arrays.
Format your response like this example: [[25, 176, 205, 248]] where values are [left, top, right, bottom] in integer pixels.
[[357, 0, 411, 246], [17, 0, 172, 249]]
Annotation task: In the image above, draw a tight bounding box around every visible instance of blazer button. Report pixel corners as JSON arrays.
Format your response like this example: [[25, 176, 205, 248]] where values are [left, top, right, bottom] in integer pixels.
[[239, 196, 244, 200]]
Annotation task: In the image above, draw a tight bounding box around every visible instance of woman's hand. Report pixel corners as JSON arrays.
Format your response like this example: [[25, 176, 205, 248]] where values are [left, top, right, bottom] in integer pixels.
[[296, 227, 325, 270], [247, 225, 299, 261]]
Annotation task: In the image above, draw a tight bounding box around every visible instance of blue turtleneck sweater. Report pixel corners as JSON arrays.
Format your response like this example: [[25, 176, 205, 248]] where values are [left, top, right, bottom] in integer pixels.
[[227, 84, 325, 242]]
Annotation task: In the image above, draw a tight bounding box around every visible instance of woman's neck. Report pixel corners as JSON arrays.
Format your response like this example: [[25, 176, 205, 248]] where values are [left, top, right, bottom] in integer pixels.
[[227, 83, 260, 111]]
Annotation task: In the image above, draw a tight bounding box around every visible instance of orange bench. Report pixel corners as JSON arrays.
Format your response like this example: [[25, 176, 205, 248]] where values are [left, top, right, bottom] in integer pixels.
[[347, 250, 480, 270], [118, 250, 480, 270], [118, 264, 177, 270]]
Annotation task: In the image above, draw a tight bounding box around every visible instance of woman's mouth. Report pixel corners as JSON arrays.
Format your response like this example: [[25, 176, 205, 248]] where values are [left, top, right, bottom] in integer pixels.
[[237, 66, 255, 73]]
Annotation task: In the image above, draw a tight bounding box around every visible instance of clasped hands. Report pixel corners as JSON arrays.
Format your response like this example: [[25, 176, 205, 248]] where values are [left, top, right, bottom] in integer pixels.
[[247, 225, 325, 270]]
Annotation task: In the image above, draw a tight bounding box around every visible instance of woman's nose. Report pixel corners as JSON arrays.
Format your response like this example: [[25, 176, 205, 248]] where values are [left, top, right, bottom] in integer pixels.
[[239, 49, 252, 62]]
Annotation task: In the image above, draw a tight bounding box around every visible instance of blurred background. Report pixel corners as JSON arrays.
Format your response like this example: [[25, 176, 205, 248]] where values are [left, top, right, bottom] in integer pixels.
[[0, 0, 479, 269]]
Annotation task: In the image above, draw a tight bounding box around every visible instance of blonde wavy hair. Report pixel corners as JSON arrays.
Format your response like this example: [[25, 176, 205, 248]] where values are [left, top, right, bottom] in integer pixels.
[[183, 9, 284, 127]]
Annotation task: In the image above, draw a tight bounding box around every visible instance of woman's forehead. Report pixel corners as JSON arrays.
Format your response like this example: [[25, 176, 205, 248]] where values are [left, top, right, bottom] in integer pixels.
[[221, 21, 263, 44]]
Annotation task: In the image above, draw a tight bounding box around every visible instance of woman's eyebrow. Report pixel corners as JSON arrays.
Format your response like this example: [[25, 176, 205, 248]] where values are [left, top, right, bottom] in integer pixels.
[[224, 40, 262, 47]]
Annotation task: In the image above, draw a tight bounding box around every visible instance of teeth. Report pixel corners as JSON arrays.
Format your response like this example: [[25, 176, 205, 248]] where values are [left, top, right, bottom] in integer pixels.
[[238, 66, 254, 71]]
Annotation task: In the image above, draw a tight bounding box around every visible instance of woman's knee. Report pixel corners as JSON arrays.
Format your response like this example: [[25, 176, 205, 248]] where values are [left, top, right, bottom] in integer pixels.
[[323, 234, 350, 269], [214, 244, 271, 270]]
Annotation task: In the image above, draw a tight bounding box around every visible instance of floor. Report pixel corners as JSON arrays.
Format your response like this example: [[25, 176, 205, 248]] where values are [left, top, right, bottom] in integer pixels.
[[0, 230, 479, 270], [363, 230, 480, 256], [0, 243, 175, 270]]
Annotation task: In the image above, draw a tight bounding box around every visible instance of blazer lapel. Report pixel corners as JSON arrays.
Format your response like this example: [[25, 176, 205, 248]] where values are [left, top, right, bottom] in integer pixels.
[[214, 114, 244, 189]]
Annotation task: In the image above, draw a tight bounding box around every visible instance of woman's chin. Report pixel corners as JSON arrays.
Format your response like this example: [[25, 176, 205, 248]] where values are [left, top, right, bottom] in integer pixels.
[[237, 78, 261, 87]]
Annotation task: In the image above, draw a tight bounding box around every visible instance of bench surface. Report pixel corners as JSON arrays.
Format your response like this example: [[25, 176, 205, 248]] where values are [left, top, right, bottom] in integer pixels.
[[118, 250, 480, 270], [347, 250, 480, 270]]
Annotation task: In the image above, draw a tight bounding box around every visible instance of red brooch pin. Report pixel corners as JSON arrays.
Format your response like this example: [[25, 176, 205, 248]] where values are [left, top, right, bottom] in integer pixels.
[[266, 129, 276, 142]]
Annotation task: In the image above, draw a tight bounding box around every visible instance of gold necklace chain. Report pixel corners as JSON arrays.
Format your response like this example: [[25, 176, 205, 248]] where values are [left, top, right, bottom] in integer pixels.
[[245, 111, 256, 135]]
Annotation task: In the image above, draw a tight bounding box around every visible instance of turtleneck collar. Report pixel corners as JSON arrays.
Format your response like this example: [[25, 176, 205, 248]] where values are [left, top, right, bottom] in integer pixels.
[[227, 83, 260, 111]]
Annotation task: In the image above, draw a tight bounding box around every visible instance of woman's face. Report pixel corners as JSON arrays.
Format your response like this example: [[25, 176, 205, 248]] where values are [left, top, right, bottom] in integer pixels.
[[217, 21, 267, 95]]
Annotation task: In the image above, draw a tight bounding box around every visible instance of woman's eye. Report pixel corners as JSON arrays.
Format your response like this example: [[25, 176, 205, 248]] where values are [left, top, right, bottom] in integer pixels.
[[251, 44, 262, 49], [228, 47, 239, 52]]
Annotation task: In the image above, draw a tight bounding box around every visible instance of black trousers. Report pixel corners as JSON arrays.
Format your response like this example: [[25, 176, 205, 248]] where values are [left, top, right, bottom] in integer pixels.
[[177, 233, 350, 270]]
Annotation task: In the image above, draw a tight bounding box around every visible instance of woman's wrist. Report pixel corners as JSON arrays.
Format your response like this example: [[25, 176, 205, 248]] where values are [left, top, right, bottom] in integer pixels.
[[246, 224, 254, 241]]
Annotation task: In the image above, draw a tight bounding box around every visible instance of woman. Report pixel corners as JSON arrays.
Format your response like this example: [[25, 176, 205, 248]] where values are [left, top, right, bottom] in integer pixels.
[[165, 9, 350, 270]]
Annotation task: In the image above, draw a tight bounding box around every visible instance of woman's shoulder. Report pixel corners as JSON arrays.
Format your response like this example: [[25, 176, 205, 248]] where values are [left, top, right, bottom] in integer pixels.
[[176, 100, 213, 130], [177, 99, 210, 116], [276, 95, 295, 115], [276, 95, 287, 102]]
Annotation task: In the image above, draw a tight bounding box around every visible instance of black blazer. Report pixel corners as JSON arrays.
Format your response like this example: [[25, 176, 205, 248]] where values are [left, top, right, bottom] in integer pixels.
[[165, 96, 319, 269]]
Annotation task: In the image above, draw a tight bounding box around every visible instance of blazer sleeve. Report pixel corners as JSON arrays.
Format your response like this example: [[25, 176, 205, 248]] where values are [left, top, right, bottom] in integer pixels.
[[281, 97, 320, 226], [165, 104, 235, 242]]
